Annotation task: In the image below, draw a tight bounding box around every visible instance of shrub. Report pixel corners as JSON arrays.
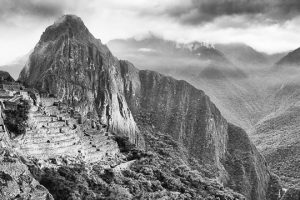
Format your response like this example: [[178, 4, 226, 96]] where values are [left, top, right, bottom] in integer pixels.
[[4, 100, 30, 137], [100, 168, 114, 184], [113, 135, 135, 153]]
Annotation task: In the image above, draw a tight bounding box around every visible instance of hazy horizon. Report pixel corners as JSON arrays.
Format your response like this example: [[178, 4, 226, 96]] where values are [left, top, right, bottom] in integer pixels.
[[1, 0, 300, 65]]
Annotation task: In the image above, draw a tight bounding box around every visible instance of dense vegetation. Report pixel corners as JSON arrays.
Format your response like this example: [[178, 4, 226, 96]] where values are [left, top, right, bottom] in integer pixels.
[[26, 126, 245, 200], [4, 99, 30, 137]]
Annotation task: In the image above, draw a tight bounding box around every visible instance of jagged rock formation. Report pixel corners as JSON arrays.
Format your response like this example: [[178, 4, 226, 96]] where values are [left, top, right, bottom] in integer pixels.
[[18, 15, 282, 199]]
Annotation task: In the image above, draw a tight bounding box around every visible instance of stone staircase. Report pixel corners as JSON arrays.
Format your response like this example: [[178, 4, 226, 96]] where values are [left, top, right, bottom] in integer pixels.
[[15, 98, 119, 164]]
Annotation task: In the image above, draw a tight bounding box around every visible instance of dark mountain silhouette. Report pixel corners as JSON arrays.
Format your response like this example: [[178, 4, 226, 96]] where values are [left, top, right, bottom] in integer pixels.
[[0, 70, 15, 82]]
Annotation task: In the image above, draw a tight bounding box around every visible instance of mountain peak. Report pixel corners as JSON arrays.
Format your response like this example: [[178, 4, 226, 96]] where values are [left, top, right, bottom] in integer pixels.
[[53, 14, 83, 26], [40, 14, 94, 43]]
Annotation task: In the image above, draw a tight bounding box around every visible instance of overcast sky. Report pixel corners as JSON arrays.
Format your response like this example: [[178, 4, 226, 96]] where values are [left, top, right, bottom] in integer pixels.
[[1, 0, 300, 65]]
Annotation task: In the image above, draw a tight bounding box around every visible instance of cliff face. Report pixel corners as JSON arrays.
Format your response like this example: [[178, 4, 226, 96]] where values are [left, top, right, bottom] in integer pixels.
[[224, 124, 282, 200], [120, 63, 281, 200], [121, 67, 228, 171], [19, 15, 281, 200]]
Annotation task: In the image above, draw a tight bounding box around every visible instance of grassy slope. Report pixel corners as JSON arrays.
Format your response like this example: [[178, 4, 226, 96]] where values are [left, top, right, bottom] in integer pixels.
[[251, 81, 300, 188]]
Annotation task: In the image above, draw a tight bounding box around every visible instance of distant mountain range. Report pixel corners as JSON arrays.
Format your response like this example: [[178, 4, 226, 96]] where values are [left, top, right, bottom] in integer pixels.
[[108, 36, 248, 79], [0, 51, 31, 80], [215, 43, 286, 68]]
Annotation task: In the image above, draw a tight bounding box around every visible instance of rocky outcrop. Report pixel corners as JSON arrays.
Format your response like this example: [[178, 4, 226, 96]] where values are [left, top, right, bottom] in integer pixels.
[[0, 147, 53, 200], [19, 15, 282, 199]]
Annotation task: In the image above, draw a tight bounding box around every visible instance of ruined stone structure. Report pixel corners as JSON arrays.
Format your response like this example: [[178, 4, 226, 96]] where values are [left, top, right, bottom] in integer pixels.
[[15, 98, 119, 164]]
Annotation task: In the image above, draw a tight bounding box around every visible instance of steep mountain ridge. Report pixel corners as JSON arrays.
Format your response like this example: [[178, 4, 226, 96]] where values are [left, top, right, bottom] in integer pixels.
[[275, 47, 300, 68], [18, 15, 282, 199], [120, 65, 228, 170]]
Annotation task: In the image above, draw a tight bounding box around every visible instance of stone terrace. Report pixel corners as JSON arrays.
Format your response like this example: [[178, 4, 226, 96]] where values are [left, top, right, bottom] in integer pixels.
[[15, 98, 119, 164]]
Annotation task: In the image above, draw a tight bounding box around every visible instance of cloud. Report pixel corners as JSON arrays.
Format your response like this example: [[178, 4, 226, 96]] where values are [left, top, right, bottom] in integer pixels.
[[156, 0, 300, 26], [0, 0, 64, 21], [1, 0, 300, 67]]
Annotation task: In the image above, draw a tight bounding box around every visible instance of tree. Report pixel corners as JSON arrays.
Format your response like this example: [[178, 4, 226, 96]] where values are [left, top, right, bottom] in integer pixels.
[[4, 100, 30, 137]]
